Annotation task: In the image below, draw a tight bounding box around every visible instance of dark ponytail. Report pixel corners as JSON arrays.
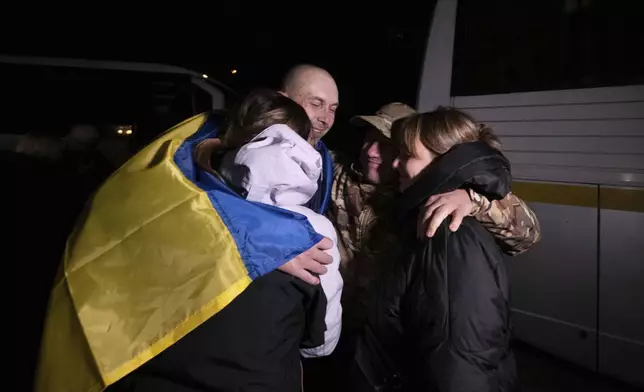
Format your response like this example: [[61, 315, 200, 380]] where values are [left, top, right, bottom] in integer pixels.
[[222, 88, 312, 149]]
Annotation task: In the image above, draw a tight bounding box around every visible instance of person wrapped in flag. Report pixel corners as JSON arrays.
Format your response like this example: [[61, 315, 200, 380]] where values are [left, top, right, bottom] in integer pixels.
[[36, 89, 341, 392]]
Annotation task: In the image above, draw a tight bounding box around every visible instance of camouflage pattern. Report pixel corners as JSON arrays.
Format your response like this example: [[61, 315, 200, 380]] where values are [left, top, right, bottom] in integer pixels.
[[350, 102, 417, 139], [327, 152, 392, 270], [469, 188, 542, 256], [326, 155, 396, 330], [328, 102, 416, 269]]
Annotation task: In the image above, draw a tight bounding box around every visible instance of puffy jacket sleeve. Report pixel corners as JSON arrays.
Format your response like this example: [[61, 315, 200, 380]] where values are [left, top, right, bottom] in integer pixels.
[[406, 220, 515, 391], [297, 211, 344, 358]]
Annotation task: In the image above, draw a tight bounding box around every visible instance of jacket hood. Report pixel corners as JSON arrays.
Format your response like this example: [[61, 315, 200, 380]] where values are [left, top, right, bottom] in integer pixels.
[[395, 141, 511, 220], [219, 124, 322, 207]]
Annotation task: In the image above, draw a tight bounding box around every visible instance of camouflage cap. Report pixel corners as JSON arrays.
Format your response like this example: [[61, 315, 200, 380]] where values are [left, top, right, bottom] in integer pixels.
[[350, 102, 416, 138]]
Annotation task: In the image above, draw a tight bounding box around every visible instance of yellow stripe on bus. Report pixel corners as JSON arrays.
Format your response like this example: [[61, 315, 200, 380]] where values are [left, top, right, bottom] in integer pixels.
[[511, 182, 644, 213], [600, 187, 644, 213]]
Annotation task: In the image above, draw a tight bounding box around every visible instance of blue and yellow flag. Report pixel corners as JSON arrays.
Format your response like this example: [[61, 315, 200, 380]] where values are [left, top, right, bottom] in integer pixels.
[[35, 113, 323, 392]]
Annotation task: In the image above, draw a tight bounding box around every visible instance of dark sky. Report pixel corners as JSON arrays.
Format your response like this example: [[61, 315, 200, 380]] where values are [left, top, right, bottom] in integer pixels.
[[1, 5, 435, 151], [2, 5, 433, 108], [3, 2, 641, 152]]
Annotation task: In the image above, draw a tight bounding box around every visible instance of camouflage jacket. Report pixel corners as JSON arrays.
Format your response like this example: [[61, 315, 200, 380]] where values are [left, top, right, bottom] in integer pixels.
[[326, 155, 541, 329]]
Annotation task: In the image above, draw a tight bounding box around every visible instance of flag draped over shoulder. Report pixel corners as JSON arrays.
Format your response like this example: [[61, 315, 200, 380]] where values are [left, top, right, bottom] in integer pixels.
[[35, 113, 323, 392]]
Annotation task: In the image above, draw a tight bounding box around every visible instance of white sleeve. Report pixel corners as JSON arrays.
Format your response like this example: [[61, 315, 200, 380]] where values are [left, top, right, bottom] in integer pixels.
[[299, 213, 343, 358]]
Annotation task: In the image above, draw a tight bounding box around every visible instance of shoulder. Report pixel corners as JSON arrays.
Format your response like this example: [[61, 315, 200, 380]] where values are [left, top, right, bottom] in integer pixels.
[[453, 217, 500, 251], [420, 218, 504, 279], [439, 217, 495, 249]]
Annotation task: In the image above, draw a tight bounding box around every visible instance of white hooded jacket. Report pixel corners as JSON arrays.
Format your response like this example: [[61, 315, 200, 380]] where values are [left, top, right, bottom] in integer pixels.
[[220, 124, 343, 358]]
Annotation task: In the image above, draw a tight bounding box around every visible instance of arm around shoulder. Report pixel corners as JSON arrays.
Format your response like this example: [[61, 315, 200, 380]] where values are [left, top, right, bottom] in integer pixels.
[[469, 189, 541, 255]]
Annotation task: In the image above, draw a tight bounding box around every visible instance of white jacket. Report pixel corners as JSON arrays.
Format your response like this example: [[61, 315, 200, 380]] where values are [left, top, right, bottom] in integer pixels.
[[219, 124, 343, 358]]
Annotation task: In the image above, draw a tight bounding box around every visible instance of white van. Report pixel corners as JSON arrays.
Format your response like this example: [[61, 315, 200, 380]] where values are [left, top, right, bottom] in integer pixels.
[[0, 55, 235, 165], [417, 0, 644, 387]]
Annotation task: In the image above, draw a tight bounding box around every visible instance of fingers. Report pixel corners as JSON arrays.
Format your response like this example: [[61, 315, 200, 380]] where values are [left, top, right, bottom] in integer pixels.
[[278, 260, 321, 285], [424, 194, 440, 207], [417, 195, 440, 236], [421, 190, 474, 238], [293, 269, 320, 285], [310, 247, 332, 264], [315, 236, 334, 251], [423, 196, 441, 221], [426, 205, 453, 238], [309, 237, 333, 266], [418, 198, 442, 236], [305, 260, 329, 275], [449, 208, 467, 232], [278, 237, 335, 285]]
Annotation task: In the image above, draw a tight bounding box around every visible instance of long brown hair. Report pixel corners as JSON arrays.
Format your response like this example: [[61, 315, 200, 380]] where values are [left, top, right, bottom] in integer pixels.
[[222, 88, 312, 149], [392, 106, 502, 157]]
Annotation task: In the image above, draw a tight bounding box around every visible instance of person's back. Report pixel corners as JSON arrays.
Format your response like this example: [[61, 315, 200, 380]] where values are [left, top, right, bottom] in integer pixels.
[[111, 270, 324, 392], [108, 92, 342, 392]]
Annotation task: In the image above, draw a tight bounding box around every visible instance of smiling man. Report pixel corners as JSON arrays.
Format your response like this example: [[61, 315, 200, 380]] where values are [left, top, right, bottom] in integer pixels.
[[280, 64, 339, 213], [281, 64, 339, 145]]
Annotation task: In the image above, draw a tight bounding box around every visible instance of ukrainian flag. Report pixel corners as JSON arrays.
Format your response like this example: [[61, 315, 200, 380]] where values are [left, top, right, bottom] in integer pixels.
[[35, 113, 323, 392]]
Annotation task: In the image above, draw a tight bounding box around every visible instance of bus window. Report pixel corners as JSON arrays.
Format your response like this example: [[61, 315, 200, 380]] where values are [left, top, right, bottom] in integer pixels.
[[451, 0, 644, 96]]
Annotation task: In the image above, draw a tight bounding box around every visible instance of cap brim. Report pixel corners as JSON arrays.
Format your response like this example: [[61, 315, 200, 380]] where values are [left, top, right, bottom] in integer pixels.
[[350, 115, 392, 138]]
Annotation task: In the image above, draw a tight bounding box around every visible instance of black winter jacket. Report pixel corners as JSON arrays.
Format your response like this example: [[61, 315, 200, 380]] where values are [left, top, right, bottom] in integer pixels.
[[352, 142, 517, 392], [107, 270, 327, 392]]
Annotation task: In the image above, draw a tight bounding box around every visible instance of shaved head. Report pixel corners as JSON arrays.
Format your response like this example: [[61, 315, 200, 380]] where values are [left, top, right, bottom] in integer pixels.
[[280, 64, 339, 145], [281, 64, 334, 96]]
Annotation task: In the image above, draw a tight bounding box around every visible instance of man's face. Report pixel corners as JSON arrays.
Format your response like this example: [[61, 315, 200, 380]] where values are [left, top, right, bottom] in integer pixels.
[[286, 74, 339, 145], [359, 127, 396, 185]]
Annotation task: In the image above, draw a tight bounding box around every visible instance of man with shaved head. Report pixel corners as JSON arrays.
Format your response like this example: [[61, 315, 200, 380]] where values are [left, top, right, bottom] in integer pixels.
[[192, 65, 339, 285], [279, 64, 339, 213], [281, 64, 339, 145]]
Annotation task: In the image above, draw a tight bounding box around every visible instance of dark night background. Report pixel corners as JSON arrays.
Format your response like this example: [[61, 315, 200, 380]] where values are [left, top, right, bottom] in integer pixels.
[[3, 1, 643, 390], [3, 1, 641, 152], [1, 3, 436, 152]]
